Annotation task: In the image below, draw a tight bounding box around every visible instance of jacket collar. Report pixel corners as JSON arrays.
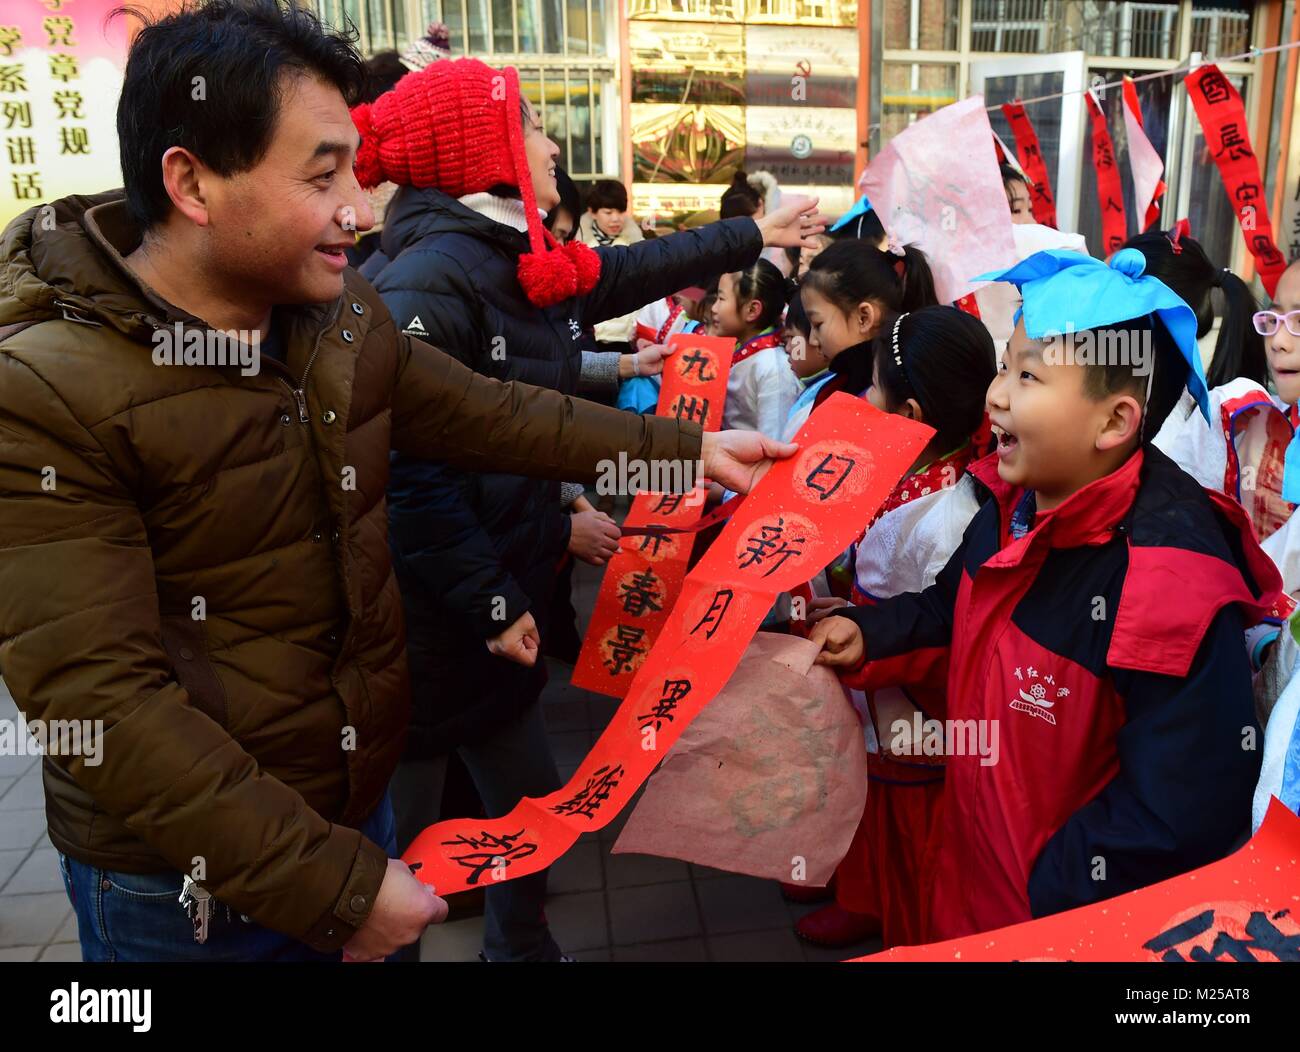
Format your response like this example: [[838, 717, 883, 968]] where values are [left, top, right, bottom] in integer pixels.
[[972, 447, 1144, 566], [380, 185, 529, 262], [81, 198, 210, 333]]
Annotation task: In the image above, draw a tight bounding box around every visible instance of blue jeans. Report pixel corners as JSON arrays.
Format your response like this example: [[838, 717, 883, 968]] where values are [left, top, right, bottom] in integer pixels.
[[58, 794, 397, 962]]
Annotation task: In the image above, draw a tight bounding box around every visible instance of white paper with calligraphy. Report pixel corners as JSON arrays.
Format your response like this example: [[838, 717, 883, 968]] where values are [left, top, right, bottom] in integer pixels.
[[860, 95, 1018, 304], [612, 631, 867, 884]]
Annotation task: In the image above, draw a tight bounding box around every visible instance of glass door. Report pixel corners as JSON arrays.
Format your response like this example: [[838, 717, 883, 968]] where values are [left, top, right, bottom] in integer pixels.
[[970, 51, 1088, 234]]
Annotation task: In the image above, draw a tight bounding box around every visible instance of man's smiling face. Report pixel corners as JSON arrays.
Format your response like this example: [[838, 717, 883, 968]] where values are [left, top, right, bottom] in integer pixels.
[[202, 72, 374, 306]]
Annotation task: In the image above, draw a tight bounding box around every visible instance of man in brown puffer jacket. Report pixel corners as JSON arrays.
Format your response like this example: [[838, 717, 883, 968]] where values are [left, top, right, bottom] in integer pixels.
[[0, 0, 813, 963]]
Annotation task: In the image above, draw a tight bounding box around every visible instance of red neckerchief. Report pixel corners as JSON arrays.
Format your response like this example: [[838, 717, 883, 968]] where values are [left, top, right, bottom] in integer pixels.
[[731, 328, 782, 366], [656, 298, 685, 344], [870, 444, 974, 528]]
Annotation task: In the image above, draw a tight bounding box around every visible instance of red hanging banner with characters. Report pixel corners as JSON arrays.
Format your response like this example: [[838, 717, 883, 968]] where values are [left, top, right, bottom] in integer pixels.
[[1000, 102, 1058, 228], [1085, 89, 1128, 255], [405, 396, 934, 894], [1185, 63, 1287, 298], [571, 334, 733, 699], [854, 799, 1300, 962]]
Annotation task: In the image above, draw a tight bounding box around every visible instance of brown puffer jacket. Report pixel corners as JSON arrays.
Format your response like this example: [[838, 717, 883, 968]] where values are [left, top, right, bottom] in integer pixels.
[[0, 191, 702, 951]]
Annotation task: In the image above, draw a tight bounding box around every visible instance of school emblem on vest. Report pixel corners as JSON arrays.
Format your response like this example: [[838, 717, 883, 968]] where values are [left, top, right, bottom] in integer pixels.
[[1009, 666, 1068, 725], [568, 318, 581, 340], [404, 315, 427, 335]]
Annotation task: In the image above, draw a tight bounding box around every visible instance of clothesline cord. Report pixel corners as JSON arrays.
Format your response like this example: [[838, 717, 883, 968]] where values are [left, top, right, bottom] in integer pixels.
[[986, 37, 1300, 111]]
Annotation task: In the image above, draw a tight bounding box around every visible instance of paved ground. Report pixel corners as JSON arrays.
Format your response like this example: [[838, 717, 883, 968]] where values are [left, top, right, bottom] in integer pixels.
[[0, 555, 881, 963]]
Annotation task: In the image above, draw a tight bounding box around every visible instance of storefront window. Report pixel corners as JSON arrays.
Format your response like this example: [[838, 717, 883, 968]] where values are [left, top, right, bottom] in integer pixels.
[[629, 10, 859, 219]]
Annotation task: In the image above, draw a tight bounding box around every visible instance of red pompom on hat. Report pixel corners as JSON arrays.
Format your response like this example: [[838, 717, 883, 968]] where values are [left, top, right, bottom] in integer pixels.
[[350, 58, 599, 308]]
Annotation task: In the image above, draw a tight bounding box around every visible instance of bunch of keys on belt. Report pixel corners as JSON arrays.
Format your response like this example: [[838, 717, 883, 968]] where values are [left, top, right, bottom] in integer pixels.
[[179, 874, 213, 944]]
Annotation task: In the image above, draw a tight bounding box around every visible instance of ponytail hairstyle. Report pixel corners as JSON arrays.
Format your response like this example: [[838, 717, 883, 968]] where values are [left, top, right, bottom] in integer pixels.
[[873, 306, 997, 452], [1123, 226, 1268, 389], [729, 258, 793, 332], [802, 237, 939, 317], [720, 170, 763, 219]]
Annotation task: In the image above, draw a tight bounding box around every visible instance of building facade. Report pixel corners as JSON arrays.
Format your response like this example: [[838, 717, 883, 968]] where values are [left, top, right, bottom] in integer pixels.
[[316, 0, 1300, 275]]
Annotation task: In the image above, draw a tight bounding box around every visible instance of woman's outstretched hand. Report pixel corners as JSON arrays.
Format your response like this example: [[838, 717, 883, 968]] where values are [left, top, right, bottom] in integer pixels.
[[755, 195, 830, 249]]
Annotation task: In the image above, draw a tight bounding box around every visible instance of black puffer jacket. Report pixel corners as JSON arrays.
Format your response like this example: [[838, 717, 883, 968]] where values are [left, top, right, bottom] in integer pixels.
[[364, 187, 762, 754]]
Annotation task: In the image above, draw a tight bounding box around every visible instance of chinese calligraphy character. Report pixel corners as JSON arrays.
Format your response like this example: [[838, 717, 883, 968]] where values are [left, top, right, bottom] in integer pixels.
[[672, 394, 710, 426], [1198, 70, 1231, 107], [738, 517, 806, 577], [1251, 235, 1285, 268], [0, 26, 21, 57], [617, 569, 663, 617], [603, 624, 646, 676], [52, 90, 82, 120], [690, 588, 734, 639], [638, 678, 691, 731], [650, 492, 684, 515], [440, 829, 538, 886], [1143, 908, 1300, 962], [679, 349, 716, 382], [2, 100, 31, 129], [1215, 122, 1253, 163], [48, 53, 78, 83], [43, 16, 75, 48], [11, 172, 42, 200], [637, 531, 670, 557], [805, 452, 855, 501], [6, 135, 35, 166], [0, 65, 28, 93], [58, 126, 88, 156], [550, 764, 625, 819]]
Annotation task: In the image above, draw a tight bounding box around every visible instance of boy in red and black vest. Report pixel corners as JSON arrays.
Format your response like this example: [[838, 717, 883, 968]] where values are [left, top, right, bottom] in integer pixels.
[[812, 249, 1282, 942]]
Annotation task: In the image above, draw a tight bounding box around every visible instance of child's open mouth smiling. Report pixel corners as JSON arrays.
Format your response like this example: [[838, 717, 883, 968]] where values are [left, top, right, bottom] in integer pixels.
[[991, 422, 1019, 457]]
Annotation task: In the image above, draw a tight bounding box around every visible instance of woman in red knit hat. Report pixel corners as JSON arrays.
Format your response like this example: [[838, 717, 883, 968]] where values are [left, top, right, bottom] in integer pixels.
[[354, 56, 824, 963]]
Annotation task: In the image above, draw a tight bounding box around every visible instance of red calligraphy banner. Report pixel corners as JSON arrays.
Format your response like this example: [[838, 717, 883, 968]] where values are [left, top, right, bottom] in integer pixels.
[[1000, 102, 1058, 228], [853, 799, 1300, 962], [1085, 90, 1128, 255], [570, 334, 733, 698], [404, 396, 934, 894], [1185, 63, 1287, 298]]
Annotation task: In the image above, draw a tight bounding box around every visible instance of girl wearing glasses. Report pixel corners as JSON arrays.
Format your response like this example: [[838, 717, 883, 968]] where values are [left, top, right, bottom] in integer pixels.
[[1137, 228, 1299, 573]]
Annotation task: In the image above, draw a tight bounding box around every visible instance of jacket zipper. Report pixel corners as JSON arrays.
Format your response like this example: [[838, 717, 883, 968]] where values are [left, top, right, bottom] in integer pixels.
[[276, 306, 335, 423]]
